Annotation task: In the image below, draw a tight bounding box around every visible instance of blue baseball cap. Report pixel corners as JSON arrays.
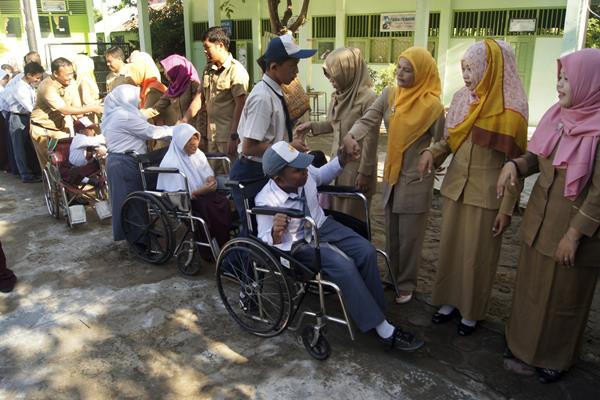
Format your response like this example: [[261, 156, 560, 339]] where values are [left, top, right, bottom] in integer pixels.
[[263, 141, 314, 177], [263, 33, 317, 64]]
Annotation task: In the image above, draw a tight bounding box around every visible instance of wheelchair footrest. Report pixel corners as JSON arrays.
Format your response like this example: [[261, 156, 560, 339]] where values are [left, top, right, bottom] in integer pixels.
[[69, 205, 87, 225]]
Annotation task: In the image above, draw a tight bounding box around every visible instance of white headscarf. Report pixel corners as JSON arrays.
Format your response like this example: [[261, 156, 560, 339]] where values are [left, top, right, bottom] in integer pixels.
[[156, 123, 214, 194]]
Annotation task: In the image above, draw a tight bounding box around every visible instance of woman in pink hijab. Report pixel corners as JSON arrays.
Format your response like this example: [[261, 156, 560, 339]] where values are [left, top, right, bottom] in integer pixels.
[[497, 48, 600, 384], [145, 55, 204, 145]]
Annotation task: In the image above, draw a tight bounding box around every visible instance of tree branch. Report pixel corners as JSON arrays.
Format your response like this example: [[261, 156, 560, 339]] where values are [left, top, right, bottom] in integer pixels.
[[281, 0, 293, 27], [288, 0, 310, 33], [268, 0, 284, 35]]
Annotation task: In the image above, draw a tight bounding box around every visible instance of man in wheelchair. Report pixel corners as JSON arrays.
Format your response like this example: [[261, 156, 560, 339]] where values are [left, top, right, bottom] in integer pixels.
[[255, 141, 424, 351]]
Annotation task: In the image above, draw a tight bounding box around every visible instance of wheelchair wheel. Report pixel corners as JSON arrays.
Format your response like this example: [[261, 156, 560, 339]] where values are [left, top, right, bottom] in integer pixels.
[[216, 238, 292, 337], [301, 325, 331, 361], [176, 236, 202, 276], [42, 169, 60, 219], [121, 191, 175, 264]]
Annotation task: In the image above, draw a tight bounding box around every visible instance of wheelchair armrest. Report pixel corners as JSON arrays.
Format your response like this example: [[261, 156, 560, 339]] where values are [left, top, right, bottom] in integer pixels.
[[317, 185, 357, 194], [251, 206, 304, 219], [144, 166, 180, 174]]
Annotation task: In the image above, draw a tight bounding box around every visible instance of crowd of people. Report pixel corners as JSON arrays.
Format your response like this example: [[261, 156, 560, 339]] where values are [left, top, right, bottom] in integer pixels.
[[1, 25, 599, 385]]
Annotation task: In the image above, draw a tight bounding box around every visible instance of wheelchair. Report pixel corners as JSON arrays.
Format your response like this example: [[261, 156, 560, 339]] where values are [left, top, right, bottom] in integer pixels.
[[215, 181, 400, 360], [42, 136, 111, 227], [119, 151, 232, 276]]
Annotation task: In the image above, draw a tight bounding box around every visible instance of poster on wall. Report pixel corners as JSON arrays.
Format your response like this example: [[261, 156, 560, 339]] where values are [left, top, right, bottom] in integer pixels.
[[380, 13, 416, 32], [41, 0, 67, 12], [509, 19, 537, 33]]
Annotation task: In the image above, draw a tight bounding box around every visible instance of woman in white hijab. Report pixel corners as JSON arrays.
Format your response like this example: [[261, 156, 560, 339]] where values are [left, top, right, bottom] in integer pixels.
[[157, 123, 232, 254], [101, 84, 173, 241]]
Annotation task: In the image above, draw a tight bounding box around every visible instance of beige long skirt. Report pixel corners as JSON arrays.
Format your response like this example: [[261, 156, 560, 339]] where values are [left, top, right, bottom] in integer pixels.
[[506, 244, 598, 370], [431, 197, 502, 321]]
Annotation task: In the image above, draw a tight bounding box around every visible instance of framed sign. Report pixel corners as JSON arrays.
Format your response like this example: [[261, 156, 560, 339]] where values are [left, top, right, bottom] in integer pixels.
[[380, 13, 416, 32], [509, 19, 537, 33], [41, 0, 67, 12]]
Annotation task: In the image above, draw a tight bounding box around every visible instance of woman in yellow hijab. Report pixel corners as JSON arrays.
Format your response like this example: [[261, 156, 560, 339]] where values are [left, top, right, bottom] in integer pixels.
[[296, 47, 378, 219], [418, 39, 528, 336], [346, 47, 445, 304]]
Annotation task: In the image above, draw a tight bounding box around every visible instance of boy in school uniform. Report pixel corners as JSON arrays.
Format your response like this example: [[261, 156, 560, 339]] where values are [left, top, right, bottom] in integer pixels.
[[68, 117, 106, 186], [255, 141, 425, 352]]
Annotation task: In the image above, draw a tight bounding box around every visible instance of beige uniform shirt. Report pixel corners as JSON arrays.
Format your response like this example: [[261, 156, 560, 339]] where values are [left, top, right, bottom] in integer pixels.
[[347, 87, 445, 213], [200, 54, 249, 143], [30, 76, 72, 132], [429, 134, 518, 215], [106, 65, 129, 93], [517, 146, 600, 266]]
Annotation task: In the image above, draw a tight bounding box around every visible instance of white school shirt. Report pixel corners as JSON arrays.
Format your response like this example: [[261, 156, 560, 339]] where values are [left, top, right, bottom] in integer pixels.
[[69, 133, 107, 167], [7, 78, 35, 114], [255, 157, 343, 251], [236, 74, 287, 161]]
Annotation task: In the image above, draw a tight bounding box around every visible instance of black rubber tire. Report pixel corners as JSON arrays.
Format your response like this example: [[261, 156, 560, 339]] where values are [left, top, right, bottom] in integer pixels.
[[216, 238, 292, 337], [301, 325, 331, 361], [121, 191, 175, 265], [42, 168, 60, 219]]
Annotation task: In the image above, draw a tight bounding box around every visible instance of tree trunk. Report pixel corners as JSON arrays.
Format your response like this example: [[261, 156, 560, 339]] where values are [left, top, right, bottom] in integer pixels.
[[267, 0, 310, 35]]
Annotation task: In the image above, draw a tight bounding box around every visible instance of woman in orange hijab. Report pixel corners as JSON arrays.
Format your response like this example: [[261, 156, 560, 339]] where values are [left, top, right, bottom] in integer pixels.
[[346, 47, 445, 304], [418, 39, 528, 336]]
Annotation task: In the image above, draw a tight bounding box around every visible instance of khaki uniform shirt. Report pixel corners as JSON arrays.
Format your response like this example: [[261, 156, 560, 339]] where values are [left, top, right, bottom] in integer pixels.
[[200, 54, 249, 143], [347, 86, 444, 213], [30, 76, 72, 132], [517, 146, 600, 266], [429, 134, 518, 215], [106, 65, 129, 93]]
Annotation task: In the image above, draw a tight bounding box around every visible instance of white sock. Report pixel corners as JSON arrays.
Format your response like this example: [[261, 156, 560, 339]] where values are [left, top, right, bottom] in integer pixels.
[[81, 177, 89, 184], [375, 320, 395, 339], [461, 318, 477, 327], [438, 305, 455, 315]]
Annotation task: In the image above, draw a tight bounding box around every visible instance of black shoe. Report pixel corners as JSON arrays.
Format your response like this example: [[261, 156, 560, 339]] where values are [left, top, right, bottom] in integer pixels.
[[457, 321, 477, 336], [536, 367, 563, 384], [379, 325, 424, 352], [432, 308, 460, 324]]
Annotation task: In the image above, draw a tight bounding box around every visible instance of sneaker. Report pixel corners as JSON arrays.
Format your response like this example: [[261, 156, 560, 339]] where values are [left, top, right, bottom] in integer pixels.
[[379, 326, 424, 352]]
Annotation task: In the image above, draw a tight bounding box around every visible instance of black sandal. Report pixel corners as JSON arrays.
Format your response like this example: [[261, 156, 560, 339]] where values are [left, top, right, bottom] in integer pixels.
[[536, 367, 564, 384]]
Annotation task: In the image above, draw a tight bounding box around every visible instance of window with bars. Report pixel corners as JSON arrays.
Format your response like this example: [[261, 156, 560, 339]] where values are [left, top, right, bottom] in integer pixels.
[[39, 16, 52, 37], [0, 0, 20, 14], [312, 16, 336, 62], [345, 13, 439, 63], [192, 22, 209, 41], [452, 8, 566, 37], [5, 17, 22, 37], [230, 19, 252, 40]]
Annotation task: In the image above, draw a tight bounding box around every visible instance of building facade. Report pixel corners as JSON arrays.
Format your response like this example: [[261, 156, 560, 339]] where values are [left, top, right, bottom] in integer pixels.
[[183, 0, 582, 125]]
